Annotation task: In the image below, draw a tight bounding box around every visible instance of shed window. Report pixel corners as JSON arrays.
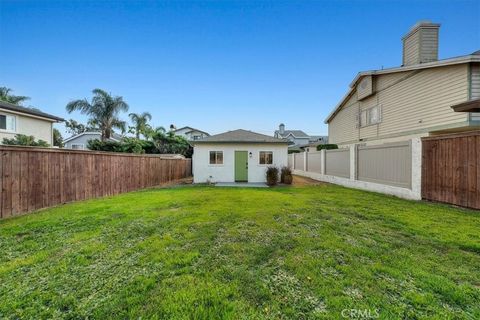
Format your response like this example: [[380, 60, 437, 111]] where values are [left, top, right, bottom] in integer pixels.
[[209, 151, 223, 164], [0, 114, 16, 131], [259, 151, 273, 165]]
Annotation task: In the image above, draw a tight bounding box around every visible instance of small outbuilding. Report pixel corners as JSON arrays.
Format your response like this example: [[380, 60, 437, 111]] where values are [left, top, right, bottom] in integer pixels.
[[192, 129, 288, 183]]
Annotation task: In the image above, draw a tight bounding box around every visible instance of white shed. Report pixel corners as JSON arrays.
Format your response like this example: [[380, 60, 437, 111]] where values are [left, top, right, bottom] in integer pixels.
[[192, 129, 288, 183]]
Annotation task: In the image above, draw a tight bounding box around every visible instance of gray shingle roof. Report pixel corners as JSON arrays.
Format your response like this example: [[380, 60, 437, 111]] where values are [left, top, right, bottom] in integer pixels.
[[193, 129, 287, 144], [275, 130, 309, 138], [0, 100, 64, 121]]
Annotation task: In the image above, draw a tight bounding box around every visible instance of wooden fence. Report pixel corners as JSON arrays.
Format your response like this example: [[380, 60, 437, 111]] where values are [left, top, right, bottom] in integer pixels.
[[0, 146, 192, 218], [422, 131, 480, 209]]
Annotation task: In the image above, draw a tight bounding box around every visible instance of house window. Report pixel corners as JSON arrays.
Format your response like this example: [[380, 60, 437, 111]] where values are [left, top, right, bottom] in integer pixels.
[[71, 144, 85, 150], [360, 106, 381, 127], [259, 151, 273, 165], [0, 114, 16, 131], [209, 151, 223, 164]]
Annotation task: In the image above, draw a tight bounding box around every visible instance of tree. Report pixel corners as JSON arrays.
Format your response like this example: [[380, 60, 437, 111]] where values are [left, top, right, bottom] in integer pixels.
[[0, 87, 30, 105], [53, 128, 64, 147], [129, 112, 152, 139], [66, 89, 128, 141], [64, 119, 98, 135]]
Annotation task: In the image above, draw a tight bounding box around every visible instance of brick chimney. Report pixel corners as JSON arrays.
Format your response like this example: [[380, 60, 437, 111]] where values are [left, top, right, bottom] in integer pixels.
[[402, 21, 440, 66]]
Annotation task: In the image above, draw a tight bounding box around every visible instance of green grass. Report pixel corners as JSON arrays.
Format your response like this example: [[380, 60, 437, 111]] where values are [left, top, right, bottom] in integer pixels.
[[0, 184, 479, 319]]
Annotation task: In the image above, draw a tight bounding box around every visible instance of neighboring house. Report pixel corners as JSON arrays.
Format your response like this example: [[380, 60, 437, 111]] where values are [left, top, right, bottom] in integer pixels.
[[0, 100, 64, 145], [325, 21, 480, 146], [173, 126, 210, 141], [63, 132, 123, 150], [192, 129, 288, 183], [274, 123, 327, 151]]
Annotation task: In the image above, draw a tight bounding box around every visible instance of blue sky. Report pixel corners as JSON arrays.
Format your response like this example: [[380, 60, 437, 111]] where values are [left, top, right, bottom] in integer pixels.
[[0, 0, 479, 137]]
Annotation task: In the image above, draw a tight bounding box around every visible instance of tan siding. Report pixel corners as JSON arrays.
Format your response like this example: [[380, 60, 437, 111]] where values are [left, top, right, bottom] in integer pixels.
[[419, 28, 439, 63], [403, 30, 420, 66], [328, 95, 358, 145], [328, 64, 470, 145], [378, 64, 468, 136], [471, 63, 480, 99]]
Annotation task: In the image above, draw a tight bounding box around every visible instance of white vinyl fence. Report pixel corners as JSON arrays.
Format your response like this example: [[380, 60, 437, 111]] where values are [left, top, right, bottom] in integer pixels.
[[289, 138, 422, 200]]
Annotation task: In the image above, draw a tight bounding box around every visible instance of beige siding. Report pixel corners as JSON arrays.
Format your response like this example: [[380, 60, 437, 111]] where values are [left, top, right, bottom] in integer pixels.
[[328, 64, 470, 145], [0, 109, 53, 145], [378, 64, 468, 136], [471, 63, 480, 99], [403, 30, 420, 66], [328, 94, 358, 145], [419, 28, 439, 63]]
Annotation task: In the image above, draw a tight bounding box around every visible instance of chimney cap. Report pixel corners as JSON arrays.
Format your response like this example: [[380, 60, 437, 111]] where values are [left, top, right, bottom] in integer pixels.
[[402, 20, 440, 40]]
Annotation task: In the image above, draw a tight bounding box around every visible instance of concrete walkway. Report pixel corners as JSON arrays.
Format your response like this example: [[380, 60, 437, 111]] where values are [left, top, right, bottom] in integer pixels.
[[215, 182, 268, 188]]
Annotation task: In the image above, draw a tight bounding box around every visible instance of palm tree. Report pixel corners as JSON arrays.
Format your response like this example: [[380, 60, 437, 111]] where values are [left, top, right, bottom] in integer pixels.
[[0, 87, 30, 105], [129, 112, 152, 139], [66, 89, 129, 141]]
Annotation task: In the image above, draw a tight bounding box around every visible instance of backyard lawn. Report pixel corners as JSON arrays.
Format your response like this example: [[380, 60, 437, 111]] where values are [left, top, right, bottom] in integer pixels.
[[0, 182, 479, 319]]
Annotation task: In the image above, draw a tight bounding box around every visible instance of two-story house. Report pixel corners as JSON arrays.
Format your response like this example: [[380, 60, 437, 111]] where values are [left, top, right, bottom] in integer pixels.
[[325, 21, 480, 146], [173, 126, 210, 141], [0, 100, 64, 145], [274, 123, 327, 148]]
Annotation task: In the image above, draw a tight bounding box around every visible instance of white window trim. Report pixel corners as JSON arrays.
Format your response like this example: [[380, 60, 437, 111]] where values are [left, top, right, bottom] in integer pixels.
[[209, 151, 224, 166], [258, 151, 273, 166], [0, 113, 17, 133]]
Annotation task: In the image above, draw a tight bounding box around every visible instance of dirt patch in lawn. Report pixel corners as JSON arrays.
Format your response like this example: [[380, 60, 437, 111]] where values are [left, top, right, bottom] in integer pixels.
[[292, 175, 324, 186]]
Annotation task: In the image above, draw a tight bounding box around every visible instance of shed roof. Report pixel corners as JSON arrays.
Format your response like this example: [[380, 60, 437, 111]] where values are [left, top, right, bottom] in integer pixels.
[[192, 129, 287, 144], [0, 100, 64, 122]]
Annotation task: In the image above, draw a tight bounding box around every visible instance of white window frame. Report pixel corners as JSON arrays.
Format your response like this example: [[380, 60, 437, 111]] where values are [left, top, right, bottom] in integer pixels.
[[359, 106, 381, 128], [71, 144, 85, 150], [209, 151, 223, 165], [259, 151, 273, 165], [0, 113, 16, 133]]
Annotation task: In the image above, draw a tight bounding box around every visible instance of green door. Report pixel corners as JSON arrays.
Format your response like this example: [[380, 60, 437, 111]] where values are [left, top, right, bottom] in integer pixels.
[[235, 151, 248, 182]]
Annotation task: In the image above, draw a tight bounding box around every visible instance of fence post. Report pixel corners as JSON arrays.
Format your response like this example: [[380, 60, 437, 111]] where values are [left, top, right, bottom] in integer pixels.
[[411, 138, 422, 199], [291, 153, 295, 170], [303, 152, 308, 172], [350, 144, 357, 181], [320, 149, 326, 175]]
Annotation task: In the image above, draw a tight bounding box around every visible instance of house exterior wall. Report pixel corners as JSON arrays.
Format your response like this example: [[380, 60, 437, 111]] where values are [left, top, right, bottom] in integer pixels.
[[0, 109, 53, 145], [193, 143, 288, 183], [328, 64, 470, 146], [175, 128, 209, 141], [64, 133, 102, 149]]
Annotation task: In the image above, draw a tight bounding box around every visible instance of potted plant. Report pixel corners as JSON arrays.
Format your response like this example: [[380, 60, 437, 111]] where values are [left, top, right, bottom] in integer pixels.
[[281, 166, 293, 185], [266, 166, 279, 186]]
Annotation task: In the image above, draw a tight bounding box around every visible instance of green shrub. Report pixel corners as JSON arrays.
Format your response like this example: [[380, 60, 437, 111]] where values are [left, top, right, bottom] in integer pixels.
[[266, 166, 279, 186], [280, 166, 293, 184], [316, 144, 338, 151], [2, 134, 50, 147], [288, 150, 301, 154]]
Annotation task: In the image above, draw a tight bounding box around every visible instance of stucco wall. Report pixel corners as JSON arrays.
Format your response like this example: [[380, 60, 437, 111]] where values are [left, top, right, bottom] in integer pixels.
[[0, 109, 53, 145], [193, 143, 288, 183]]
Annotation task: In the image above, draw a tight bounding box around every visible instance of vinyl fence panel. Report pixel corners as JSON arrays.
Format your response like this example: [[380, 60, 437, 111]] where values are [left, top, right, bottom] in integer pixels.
[[325, 149, 350, 178], [357, 141, 412, 188], [307, 152, 322, 173]]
